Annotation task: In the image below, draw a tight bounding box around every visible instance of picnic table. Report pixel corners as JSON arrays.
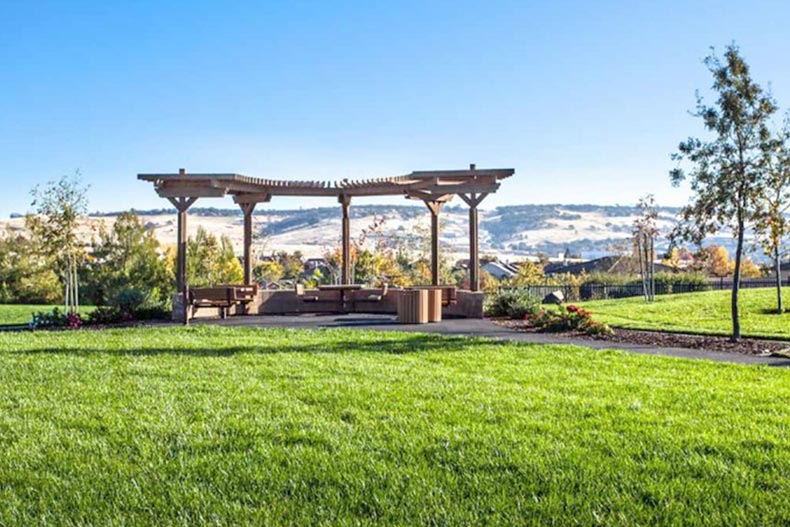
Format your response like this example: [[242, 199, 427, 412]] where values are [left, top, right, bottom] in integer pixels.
[[317, 284, 363, 312]]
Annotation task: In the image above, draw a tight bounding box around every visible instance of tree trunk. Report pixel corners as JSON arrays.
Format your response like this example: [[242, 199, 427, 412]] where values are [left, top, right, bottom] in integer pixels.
[[637, 237, 648, 301], [775, 245, 783, 313], [731, 215, 745, 342], [649, 237, 655, 301]]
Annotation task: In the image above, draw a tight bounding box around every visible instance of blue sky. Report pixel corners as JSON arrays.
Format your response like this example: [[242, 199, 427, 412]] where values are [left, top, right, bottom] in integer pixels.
[[2, 0, 790, 215]]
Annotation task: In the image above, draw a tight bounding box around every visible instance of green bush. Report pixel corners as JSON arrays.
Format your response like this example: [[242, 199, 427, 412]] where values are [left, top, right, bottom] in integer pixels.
[[86, 306, 128, 325], [651, 272, 711, 293], [91, 287, 170, 324], [486, 289, 541, 319]]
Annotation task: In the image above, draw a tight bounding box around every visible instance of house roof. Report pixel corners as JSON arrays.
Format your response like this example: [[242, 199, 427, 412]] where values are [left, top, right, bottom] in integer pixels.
[[544, 256, 673, 275]]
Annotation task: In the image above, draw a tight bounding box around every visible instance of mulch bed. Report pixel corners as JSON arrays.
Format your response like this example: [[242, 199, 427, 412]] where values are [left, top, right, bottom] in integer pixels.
[[493, 318, 790, 356]]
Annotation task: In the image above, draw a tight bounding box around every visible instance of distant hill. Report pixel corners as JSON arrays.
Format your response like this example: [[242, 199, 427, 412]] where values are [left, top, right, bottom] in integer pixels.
[[6, 203, 749, 260]]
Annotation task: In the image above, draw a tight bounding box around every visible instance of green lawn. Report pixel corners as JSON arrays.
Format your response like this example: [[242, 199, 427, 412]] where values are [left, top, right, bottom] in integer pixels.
[[0, 304, 95, 325], [1, 326, 789, 526], [581, 287, 790, 339]]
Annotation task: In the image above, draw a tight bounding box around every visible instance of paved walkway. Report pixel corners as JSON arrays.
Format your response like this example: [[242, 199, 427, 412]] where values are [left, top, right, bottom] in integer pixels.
[[196, 314, 790, 367]]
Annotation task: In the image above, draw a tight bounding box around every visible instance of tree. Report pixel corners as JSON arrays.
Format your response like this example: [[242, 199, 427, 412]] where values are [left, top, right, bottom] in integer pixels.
[[670, 45, 777, 341], [26, 173, 90, 313], [185, 227, 243, 287], [83, 211, 173, 305], [0, 228, 60, 303], [633, 194, 659, 301], [253, 259, 285, 284], [754, 114, 790, 312], [510, 261, 545, 286], [709, 245, 731, 278], [661, 248, 683, 273], [730, 256, 763, 278]]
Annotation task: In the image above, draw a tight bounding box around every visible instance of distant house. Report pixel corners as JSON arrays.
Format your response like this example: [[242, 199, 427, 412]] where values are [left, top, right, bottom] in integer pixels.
[[304, 258, 328, 271], [766, 261, 790, 281], [482, 261, 519, 280], [544, 256, 673, 276]]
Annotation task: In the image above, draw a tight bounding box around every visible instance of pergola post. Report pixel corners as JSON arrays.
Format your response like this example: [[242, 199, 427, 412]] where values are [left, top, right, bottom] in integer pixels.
[[340, 195, 352, 284], [460, 191, 488, 292], [239, 202, 256, 285], [167, 194, 197, 323], [424, 200, 445, 286]]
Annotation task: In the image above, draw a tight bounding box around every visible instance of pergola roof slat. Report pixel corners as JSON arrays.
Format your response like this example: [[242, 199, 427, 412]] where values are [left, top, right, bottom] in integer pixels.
[[138, 167, 513, 202]]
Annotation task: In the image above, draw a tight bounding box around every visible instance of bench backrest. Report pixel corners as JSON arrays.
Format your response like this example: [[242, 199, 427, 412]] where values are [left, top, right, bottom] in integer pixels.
[[190, 285, 258, 304], [230, 285, 258, 301]]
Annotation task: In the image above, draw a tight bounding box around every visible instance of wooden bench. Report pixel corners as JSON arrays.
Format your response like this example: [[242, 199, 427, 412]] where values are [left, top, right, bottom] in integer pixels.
[[189, 284, 258, 319], [410, 285, 457, 307]]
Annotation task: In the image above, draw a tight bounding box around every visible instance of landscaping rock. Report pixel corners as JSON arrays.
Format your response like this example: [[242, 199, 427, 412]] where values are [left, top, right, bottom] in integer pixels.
[[542, 290, 565, 305]]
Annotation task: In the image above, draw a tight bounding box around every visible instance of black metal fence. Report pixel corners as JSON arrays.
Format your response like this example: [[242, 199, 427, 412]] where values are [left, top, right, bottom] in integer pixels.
[[504, 278, 788, 302]]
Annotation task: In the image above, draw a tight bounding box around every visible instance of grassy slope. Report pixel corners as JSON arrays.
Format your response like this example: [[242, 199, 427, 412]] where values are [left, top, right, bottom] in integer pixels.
[[0, 304, 96, 325], [1, 326, 789, 526], [581, 287, 790, 339]]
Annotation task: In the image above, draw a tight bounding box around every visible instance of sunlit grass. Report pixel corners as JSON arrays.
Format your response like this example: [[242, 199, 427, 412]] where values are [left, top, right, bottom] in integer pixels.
[[581, 287, 790, 339], [1, 325, 789, 526]]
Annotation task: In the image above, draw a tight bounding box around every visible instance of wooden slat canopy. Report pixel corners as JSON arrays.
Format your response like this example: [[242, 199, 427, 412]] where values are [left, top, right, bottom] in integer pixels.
[[138, 167, 514, 201]]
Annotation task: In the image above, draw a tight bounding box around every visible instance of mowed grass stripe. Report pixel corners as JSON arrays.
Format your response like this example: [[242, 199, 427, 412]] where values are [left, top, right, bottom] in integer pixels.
[[0, 326, 788, 526]]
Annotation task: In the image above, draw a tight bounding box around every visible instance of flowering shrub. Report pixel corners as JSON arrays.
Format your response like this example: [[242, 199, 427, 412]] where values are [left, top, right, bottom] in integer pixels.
[[525, 304, 613, 336], [29, 308, 83, 330], [66, 311, 83, 329]]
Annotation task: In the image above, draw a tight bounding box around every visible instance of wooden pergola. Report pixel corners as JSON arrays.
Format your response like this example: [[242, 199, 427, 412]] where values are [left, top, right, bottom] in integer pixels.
[[138, 164, 513, 297]]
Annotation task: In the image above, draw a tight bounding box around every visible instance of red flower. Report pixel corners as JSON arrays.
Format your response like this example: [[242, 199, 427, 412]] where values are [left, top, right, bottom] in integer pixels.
[[566, 305, 579, 313]]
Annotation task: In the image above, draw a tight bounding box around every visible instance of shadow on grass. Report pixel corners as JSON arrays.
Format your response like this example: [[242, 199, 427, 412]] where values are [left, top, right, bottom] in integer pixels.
[[14, 332, 506, 357], [757, 308, 788, 315]]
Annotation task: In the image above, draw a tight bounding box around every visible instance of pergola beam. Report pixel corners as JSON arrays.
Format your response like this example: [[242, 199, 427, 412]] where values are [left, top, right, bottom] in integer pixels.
[[157, 185, 226, 198]]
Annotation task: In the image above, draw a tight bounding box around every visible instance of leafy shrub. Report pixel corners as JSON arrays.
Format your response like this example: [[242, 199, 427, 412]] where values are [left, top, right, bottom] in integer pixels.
[[486, 289, 542, 319], [85, 288, 170, 325], [29, 308, 83, 330], [110, 287, 169, 320], [652, 272, 711, 294], [86, 306, 129, 325], [527, 305, 612, 336], [110, 288, 149, 314]]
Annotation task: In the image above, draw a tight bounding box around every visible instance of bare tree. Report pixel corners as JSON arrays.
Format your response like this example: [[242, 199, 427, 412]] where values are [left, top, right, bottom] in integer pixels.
[[633, 194, 659, 301], [26, 172, 90, 313]]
